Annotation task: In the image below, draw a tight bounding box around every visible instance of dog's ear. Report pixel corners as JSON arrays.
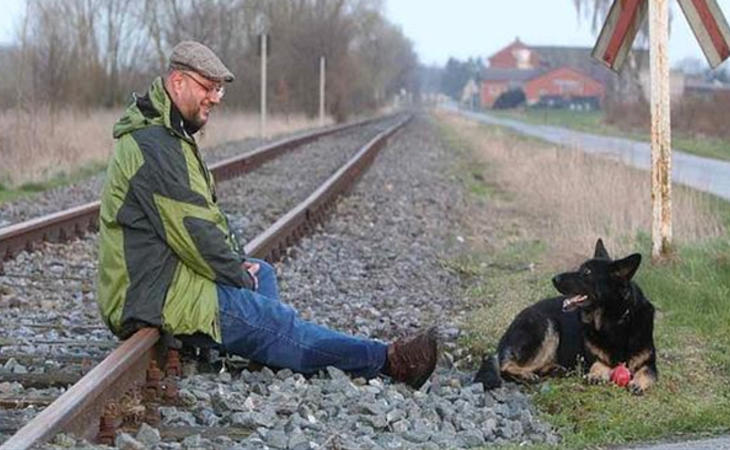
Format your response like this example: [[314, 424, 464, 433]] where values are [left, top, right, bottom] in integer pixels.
[[594, 238, 610, 259], [610, 253, 641, 280]]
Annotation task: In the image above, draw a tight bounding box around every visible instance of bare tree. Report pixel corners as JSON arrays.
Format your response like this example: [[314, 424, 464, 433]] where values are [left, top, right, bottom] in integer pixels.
[[573, 0, 614, 33], [4, 0, 418, 118]]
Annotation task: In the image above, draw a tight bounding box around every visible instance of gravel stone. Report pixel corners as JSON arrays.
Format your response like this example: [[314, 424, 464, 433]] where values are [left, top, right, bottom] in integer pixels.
[[159, 407, 197, 426], [50, 433, 77, 447], [181, 433, 211, 449], [115, 432, 145, 450], [482, 417, 498, 439], [287, 427, 310, 449], [460, 430, 486, 447], [136, 423, 161, 447], [265, 429, 289, 449], [194, 406, 221, 426]]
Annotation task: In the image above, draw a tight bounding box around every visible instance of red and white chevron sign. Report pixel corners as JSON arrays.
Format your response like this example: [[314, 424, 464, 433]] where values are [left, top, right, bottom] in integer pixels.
[[592, 0, 730, 71], [592, 0, 649, 71], [677, 0, 730, 68]]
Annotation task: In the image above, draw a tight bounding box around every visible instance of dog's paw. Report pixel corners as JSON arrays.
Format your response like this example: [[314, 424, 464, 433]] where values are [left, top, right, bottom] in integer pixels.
[[515, 372, 540, 384], [627, 380, 645, 395], [524, 372, 540, 383], [586, 362, 612, 385], [585, 373, 608, 385]]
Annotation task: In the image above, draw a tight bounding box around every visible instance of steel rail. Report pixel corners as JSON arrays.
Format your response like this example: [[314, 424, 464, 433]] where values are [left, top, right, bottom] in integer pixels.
[[0, 113, 411, 449], [0, 114, 386, 265], [244, 114, 412, 260]]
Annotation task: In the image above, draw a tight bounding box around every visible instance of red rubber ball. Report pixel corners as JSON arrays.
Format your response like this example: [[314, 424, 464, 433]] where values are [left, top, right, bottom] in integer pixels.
[[611, 364, 631, 387]]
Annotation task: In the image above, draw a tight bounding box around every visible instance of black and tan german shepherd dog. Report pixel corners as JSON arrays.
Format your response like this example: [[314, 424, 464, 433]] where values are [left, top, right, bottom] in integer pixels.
[[474, 239, 658, 395]]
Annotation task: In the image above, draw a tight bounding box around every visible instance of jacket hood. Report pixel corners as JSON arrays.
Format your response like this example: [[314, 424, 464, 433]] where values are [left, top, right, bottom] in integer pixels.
[[113, 77, 178, 139]]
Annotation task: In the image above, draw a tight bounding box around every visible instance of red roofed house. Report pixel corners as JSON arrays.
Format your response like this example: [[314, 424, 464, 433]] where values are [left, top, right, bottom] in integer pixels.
[[481, 38, 609, 109]]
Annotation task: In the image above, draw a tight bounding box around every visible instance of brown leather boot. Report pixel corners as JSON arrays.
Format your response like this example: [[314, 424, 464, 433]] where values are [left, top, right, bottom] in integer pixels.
[[384, 327, 438, 389]]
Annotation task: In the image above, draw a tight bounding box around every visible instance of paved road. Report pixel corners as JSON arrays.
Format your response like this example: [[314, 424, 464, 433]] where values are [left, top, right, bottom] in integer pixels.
[[618, 436, 730, 450], [448, 106, 730, 201], [447, 106, 730, 448]]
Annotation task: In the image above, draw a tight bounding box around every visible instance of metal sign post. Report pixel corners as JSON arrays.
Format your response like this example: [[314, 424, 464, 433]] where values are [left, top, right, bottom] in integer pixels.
[[649, 0, 672, 261], [319, 56, 326, 127], [260, 33, 268, 138]]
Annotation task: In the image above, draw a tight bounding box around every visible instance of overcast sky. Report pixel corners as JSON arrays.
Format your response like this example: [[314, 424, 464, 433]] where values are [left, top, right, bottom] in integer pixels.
[[384, 0, 730, 70], [1, 0, 728, 71]]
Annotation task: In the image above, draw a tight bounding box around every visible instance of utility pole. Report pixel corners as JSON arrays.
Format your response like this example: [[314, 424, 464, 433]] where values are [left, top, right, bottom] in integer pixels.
[[319, 56, 326, 127], [649, 0, 672, 261], [260, 33, 268, 138]]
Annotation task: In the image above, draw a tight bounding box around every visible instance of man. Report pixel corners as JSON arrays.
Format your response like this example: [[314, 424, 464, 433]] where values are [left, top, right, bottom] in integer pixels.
[[96, 41, 437, 388]]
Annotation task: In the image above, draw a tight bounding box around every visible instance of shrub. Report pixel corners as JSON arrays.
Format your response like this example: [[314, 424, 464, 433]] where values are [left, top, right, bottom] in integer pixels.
[[493, 89, 526, 109]]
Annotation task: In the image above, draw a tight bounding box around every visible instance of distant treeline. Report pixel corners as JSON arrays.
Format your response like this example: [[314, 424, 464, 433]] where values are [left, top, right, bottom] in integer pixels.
[[0, 0, 420, 121]]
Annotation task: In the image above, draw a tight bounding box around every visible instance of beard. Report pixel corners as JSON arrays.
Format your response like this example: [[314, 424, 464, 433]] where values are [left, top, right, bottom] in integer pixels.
[[183, 103, 211, 135]]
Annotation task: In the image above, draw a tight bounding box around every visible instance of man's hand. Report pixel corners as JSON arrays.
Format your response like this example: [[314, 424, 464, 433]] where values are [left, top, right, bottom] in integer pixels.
[[242, 261, 260, 290]]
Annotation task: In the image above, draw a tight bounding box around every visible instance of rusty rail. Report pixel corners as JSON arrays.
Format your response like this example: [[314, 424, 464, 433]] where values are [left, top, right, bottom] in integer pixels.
[[0, 113, 411, 449], [0, 328, 160, 447], [0, 202, 100, 264], [245, 114, 412, 260], [0, 114, 385, 265]]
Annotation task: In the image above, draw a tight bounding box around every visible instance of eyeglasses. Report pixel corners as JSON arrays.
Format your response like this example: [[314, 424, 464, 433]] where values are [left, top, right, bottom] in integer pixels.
[[181, 71, 225, 99]]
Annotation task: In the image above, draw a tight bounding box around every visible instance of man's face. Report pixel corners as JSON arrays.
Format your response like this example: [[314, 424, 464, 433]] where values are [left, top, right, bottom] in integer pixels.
[[175, 71, 224, 129]]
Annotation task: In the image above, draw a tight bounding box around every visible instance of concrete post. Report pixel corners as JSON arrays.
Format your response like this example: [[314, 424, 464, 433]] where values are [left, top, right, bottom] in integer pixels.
[[319, 56, 326, 127], [260, 33, 268, 138], [649, 0, 672, 260]]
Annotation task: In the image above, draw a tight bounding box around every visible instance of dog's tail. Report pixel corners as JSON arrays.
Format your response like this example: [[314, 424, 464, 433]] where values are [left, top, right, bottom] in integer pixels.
[[474, 353, 502, 389]]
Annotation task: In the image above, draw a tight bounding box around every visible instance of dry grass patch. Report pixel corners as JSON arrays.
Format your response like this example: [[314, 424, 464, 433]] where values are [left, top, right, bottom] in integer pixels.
[[0, 108, 118, 187], [437, 110, 725, 270], [0, 107, 330, 188], [197, 110, 332, 148]]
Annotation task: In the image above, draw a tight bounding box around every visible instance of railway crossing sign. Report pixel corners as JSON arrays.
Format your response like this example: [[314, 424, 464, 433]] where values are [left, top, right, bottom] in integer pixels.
[[677, 0, 730, 68], [592, 0, 648, 71], [592, 0, 730, 71]]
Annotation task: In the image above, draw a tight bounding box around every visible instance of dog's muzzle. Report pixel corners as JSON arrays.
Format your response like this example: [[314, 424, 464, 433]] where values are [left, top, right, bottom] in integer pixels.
[[562, 295, 588, 312]]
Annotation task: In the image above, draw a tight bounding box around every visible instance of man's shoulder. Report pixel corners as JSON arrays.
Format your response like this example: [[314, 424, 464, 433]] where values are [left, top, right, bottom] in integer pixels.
[[119, 124, 184, 162], [114, 125, 193, 180], [128, 124, 177, 147]]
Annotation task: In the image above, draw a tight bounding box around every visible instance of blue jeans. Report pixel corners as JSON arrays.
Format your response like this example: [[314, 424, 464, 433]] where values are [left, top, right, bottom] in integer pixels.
[[217, 259, 388, 378]]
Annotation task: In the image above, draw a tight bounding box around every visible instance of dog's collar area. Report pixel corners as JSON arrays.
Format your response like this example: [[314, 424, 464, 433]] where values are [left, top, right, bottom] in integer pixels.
[[617, 288, 634, 323], [618, 306, 631, 324]]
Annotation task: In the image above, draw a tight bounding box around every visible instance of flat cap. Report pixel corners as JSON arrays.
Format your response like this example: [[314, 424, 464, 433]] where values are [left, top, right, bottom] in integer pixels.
[[169, 40, 235, 82]]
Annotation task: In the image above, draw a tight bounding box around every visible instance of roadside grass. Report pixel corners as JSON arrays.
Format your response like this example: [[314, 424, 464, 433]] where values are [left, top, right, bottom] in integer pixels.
[[490, 109, 605, 135], [488, 108, 730, 162], [0, 161, 108, 205], [434, 111, 730, 447]]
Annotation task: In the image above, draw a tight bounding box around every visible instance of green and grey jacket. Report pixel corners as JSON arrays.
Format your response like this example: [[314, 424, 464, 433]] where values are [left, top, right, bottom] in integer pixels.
[[97, 77, 254, 341]]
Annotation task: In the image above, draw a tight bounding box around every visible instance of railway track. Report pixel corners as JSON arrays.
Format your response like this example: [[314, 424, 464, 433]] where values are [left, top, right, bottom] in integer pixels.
[[0, 114, 391, 264], [0, 114, 411, 448]]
